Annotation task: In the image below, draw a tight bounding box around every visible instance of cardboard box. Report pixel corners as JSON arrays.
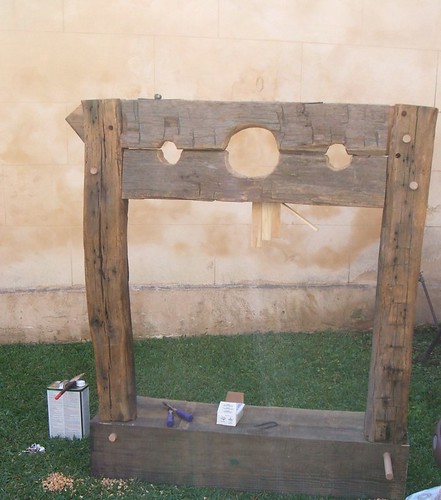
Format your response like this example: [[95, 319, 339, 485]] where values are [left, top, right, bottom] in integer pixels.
[[216, 391, 245, 426], [47, 380, 90, 439]]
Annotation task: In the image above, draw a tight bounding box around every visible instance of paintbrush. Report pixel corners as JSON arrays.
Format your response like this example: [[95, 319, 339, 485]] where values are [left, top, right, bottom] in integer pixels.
[[54, 373, 85, 400]]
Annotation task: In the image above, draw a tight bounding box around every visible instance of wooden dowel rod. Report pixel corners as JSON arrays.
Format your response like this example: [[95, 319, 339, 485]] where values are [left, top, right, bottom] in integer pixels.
[[282, 203, 318, 232], [383, 452, 393, 480]]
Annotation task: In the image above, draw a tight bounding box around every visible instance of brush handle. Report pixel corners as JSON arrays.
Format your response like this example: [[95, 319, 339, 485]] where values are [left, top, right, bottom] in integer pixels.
[[54, 380, 77, 400], [175, 408, 193, 422]]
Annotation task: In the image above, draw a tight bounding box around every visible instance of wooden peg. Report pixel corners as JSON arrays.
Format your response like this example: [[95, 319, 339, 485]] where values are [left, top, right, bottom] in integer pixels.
[[108, 432, 118, 443], [251, 202, 281, 247], [383, 452, 393, 480], [282, 203, 318, 232]]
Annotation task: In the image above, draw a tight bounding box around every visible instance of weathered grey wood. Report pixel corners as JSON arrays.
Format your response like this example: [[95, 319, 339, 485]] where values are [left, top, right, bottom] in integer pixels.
[[123, 100, 392, 152], [65, 104, 83, 140], [90, 396, 408, 500], [67, 99, 393, 154], [122, 148, 387, 206], [82, 99, 137, 422], [365, 104, 438, 443]]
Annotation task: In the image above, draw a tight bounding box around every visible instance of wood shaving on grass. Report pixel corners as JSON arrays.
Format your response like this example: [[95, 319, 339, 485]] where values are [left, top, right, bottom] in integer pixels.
[[41, 473, 131, 496], [100, 477, 131, 495], [42, 472, 74, 493]]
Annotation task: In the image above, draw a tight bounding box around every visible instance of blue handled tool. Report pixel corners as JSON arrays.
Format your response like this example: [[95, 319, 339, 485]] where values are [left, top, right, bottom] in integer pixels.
[[163, 402, 193, 425], [166, 409, 174, 427]]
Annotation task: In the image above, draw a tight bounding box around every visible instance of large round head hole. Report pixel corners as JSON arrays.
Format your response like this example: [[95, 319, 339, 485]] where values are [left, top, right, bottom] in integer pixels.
[[325, 144, 353, 171], [226, 127, 279, 178], [159, 141, 182, 165]]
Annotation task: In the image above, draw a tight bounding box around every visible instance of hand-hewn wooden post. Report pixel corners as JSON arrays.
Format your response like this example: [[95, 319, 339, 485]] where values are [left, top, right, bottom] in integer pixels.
[[365, 104, 437, 443], [82, 99, 137, 422]]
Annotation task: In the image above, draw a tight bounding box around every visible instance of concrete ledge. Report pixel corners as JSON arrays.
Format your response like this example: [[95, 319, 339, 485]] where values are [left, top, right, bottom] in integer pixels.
[[0, 283, 439, 343], [0, 286, 89, 343], [130, 283, 378, 336]]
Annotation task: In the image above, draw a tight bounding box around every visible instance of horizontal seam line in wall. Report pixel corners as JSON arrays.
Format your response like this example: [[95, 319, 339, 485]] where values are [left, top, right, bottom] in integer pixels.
[[0, 283, 378, 295]]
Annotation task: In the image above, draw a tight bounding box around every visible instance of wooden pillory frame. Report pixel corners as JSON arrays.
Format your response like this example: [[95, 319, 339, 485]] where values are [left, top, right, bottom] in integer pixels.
[[67, 99, 437, 499]]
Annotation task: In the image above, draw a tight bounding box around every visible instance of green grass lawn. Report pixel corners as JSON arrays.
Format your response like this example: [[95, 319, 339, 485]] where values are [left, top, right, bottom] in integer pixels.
[[1, 328, 441, 499]]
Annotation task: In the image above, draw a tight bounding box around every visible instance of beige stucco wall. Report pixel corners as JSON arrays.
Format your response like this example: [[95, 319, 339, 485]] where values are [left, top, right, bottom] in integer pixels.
[[1, 0, 441, 342]]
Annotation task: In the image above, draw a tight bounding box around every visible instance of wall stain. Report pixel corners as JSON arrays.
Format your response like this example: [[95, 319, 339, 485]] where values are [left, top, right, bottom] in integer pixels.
[[1, 197, 383, 280], [129, 199, 193, 226], [231, 69, 274, 100], [0, 227, 70, 266], [201, 224, 240, 258], [254, 207, 382, 271], [1, 122, 33, 164], [322, 208, 381, 269], [302, 206, 342, 220], [173, 241, 190, 253]]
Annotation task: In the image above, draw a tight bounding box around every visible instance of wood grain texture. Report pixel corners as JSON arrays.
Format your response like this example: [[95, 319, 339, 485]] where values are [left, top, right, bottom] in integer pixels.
[[82, 99, 136, 422], [65, 104, 83, 140], [90, 396, 408, 500], [121, 100, 392, 152], [67, 100, 393, 153], [364, 104, 438, 443], [251, 202, 281, 247], [122, 149, 388, 206]]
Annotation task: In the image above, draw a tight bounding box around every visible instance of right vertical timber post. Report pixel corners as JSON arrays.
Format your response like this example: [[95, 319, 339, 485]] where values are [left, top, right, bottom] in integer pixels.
[[365, 104, 437, 444]]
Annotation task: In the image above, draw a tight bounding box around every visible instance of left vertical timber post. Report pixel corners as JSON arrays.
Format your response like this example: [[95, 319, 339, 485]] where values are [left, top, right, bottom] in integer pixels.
[[82, 99, 137, 422]]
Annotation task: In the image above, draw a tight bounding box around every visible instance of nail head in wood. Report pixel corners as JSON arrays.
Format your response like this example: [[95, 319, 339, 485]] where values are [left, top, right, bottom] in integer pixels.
[[90, 168, 98, 175], [108, 432, 118, 443], [409, 181, 419, 190], [402, 134, 412, 144]]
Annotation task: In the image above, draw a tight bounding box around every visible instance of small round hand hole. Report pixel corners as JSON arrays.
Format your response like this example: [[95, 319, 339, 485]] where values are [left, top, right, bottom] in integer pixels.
[[325, 144, 353, 171], [159, 141, 182, 165]]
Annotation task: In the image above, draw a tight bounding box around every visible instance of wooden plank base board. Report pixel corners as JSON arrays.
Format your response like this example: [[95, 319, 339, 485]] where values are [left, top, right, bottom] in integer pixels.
[[90, 397, 408, 499]]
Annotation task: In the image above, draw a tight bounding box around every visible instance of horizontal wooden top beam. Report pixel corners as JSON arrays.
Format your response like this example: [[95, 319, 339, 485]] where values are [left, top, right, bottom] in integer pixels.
[[67, 99, 393, 154], [67, 99, 437, 207]]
